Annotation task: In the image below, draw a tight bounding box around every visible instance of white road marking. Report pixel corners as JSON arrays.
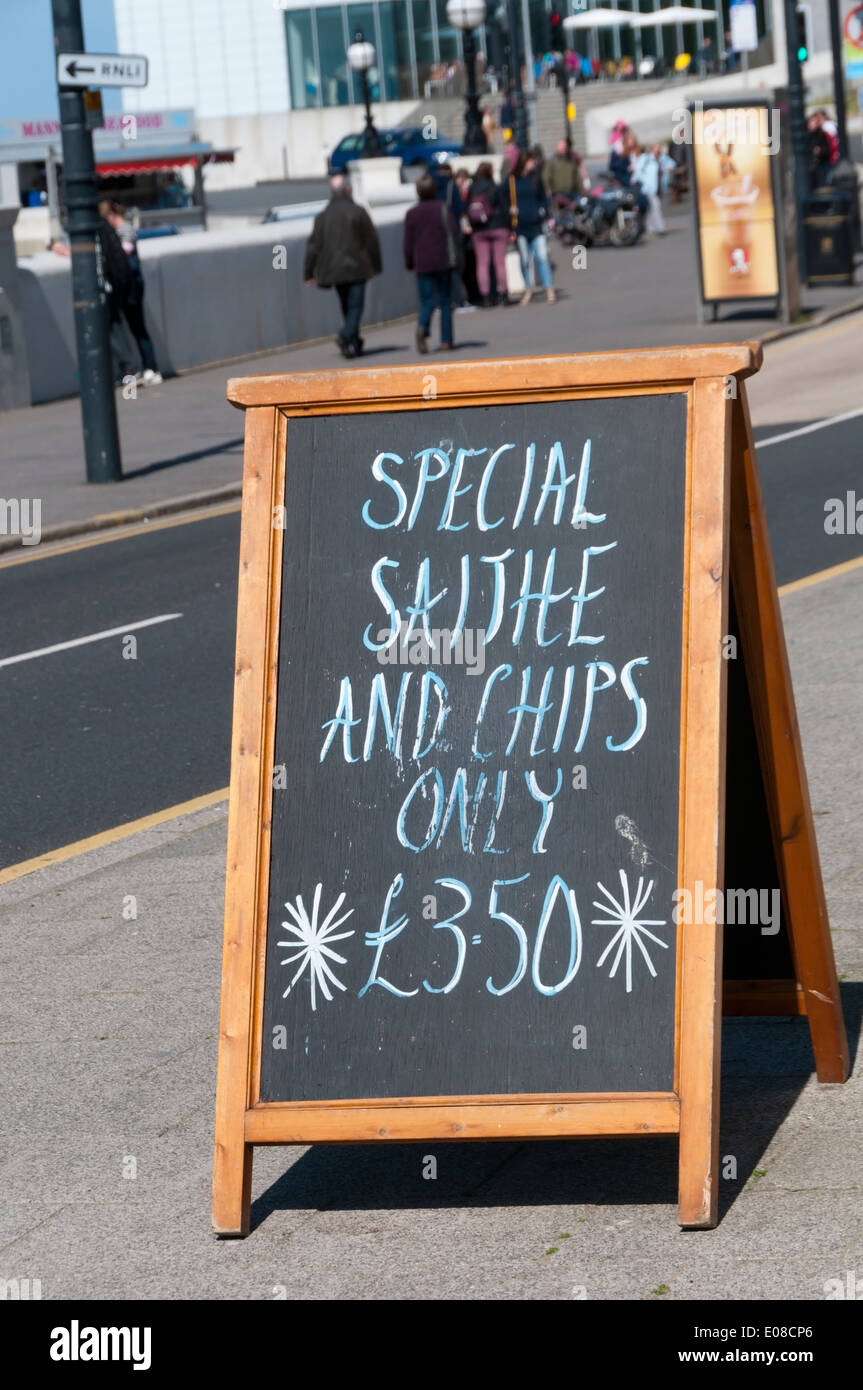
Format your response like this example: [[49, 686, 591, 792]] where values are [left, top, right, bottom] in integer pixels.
[[756, 404, 863, 449], [0, 613, 183, 668]]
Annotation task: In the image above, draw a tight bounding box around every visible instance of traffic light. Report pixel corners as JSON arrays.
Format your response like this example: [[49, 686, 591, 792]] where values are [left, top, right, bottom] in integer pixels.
[[795, 6, 809, 63], [550, 10, 564, 50]]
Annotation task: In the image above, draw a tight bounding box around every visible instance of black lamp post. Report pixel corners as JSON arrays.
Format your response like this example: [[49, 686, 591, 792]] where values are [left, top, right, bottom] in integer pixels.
[[555, 58, 571, 151], [347, 31, 383, 157], [827, 0, 849, 160], [782, 0, 810, 277], [447, 0, 489, 154]]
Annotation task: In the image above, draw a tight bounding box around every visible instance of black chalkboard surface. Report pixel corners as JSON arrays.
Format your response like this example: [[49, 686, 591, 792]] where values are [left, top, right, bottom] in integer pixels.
[[214, 346, 847, 1236], [260, 396, 687, 1101]]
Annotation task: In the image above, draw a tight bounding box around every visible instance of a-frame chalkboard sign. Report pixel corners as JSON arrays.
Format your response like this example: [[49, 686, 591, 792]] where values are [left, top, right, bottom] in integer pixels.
[[213, 344, 848, 1236]]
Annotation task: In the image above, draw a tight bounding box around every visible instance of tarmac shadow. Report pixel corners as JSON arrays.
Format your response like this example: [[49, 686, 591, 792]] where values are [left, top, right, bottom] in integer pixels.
[[715, 304, 788, 323], [120, 437, 245, 479], [436, 339, 488, 351], [250, 1136, 680, 1232], [250, 987, 861, 1230]]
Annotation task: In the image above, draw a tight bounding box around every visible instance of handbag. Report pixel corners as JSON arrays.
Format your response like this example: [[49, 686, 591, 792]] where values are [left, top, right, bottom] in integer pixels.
[[505, 244, 526, 294], [440, 200, 465, 274], [504, 172, 525, 293], [508, 174, 519, 233]]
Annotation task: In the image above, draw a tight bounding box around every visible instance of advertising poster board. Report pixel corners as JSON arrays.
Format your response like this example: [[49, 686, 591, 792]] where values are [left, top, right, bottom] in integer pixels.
[[843, 2, 863, 78]]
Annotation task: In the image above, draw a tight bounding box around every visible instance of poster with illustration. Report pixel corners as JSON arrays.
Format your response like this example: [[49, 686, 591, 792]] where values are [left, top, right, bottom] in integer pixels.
[[844, 2, 863, 78], [692, 104, 780, 302]]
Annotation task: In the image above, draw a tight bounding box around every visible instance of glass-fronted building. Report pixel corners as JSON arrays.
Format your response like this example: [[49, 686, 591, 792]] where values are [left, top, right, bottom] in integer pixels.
[[279, 0, 771, 110], [283, 0, 474, 108]]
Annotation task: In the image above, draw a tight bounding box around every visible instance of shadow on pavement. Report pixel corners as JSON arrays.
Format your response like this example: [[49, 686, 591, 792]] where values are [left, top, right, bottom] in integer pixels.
[[249, 986, 861, 1231], [121, 437, 245, 479], [714, 305, 784, 323], [351, 346, 400, 359]]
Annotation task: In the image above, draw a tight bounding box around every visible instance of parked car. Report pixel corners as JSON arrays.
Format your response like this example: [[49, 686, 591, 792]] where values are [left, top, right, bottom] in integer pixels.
[[327, 126, 463, 176]]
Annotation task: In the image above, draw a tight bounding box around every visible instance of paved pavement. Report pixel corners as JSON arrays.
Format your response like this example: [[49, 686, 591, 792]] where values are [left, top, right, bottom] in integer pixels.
[[1, 565, 860, 1300], [2, 202, 862, 541]]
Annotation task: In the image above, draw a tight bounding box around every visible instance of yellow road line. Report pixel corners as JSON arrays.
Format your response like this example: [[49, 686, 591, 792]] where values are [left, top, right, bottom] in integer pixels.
[[779, 554, 863, 596], [0, 787, 229, 887], [764, 309, 863, 353], [0, 501, 241, 570]]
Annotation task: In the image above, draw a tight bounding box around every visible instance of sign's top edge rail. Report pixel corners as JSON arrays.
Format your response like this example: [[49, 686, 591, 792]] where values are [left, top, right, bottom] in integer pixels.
[[226, 344, 762, 408]]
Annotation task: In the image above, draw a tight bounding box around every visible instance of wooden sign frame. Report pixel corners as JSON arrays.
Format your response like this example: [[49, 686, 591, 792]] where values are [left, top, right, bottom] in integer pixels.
[[213, 345, 848, 1237]]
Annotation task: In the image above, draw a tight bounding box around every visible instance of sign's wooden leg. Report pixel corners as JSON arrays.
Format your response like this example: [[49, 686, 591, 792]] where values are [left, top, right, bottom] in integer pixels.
[[212, 405, 284, 1239], [677, 919, 723, 1228], [212, 1138, 253, 1238], [730, 391, 850, 1084], [677, 378, 731, 1230]]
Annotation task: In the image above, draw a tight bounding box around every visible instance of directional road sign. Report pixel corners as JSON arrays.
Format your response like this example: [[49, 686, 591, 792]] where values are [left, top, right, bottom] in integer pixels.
[[57, 52, 149, 88]]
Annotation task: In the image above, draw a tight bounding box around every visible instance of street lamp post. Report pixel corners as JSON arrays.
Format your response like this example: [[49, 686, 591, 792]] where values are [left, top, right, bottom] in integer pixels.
[[447, 0, 489, 154], [555, 58, 571, 152], [782, 0, 810, 278], [827, 0, 849, 160], [505, 0, 528, 150], [51, 0, 122, 483], [347, 31, 383, 157]]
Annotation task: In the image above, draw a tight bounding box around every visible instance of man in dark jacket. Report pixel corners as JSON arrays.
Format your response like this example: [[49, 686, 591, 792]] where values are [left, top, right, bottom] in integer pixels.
[[303, 175, 382, 358], [404, 175, 459, 352], [97, 211, 137, 384]]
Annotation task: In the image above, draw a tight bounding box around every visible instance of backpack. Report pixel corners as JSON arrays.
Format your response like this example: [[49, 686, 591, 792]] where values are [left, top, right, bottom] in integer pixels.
[[467, 189, 495, 227]]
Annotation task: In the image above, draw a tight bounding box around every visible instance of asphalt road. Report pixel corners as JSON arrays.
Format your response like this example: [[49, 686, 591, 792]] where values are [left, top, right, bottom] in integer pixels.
[[1, 390, 860, 871], [0, 513, 238, 867]]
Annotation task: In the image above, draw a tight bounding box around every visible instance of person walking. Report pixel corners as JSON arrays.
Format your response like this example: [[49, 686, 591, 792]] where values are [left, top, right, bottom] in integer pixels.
[[433, 163, 471, 309], [546, 137, 585, 203], [303, 174, 382, 358], [507, 149, 555, 305], [96, 207, 136, 385], [466, 162, 510, 306], [404, 174, 459, 352], [454, 167, 480, 304], [806, 114, 832, 190], [100, 200, 163, 384]]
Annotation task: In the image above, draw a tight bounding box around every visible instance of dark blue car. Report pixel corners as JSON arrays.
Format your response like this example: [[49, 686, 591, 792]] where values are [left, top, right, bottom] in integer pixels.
[[327, 126, 463, 176]]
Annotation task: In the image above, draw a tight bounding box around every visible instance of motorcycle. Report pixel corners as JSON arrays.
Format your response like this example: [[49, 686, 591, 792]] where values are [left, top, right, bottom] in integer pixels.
[[549, 181, 643, 249]]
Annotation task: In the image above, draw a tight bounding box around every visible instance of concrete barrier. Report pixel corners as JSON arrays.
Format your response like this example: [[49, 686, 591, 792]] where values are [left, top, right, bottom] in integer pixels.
[[16, 203, 418, 405]]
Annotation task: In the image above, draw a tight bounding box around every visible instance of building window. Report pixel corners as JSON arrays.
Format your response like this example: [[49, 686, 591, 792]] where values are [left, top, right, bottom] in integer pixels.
[[412, 0, 436, 96], [435, 0, 459, 62], [317, 7, 352, 106], [378, 1, 417, 99], [285, 8, 318, 109]]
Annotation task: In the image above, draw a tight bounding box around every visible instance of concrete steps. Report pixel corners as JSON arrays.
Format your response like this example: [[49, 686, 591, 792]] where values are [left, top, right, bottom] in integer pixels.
[[407, 78, 675, 164]]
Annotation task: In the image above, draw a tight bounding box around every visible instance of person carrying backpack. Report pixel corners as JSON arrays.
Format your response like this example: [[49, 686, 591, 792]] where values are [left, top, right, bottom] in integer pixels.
[[467, 162, 511, 306]]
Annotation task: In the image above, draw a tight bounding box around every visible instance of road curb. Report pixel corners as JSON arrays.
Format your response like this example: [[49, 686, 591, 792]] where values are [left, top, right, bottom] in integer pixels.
[[757, 292, 863, 345], [5, 292, 861, 557], [0, 481, 242, 556]]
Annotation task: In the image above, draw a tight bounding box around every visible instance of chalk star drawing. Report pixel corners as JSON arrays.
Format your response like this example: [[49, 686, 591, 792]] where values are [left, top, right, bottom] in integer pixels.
[[592, 870, 668, 993], [278, 884, 355, 1012]]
